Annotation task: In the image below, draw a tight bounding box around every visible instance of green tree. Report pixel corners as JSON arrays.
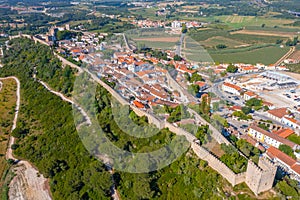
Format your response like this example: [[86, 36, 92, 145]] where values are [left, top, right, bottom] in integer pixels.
[[181, 23, 187, 33], [279, 144, 296, 159], [190, 72, 203, 83], [226, 64, 238, 73], [241, 106, 252, 115], [258, 123, 269, 131], [245, 98, 262, 107], [212, 102, 219, 112], [276, 39, 283, 44], [173, 54, 182, 61], [188, 84, 200, 96], [216, 44, 227, 49]]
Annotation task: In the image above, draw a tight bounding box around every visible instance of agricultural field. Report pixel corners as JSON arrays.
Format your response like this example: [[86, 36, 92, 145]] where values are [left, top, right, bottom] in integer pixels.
[[212, 15, 295, 28], [230, 29, 297, 39], [286, 63, 300, 74], [188, 22, 294, 65], [126, 29, 180, 50], [288, 49, 300, 62], [190, 29, 288, 45], [245, 26, 300, 32], [129, 7, 161, 20], [229, 34, 288, 44], [0, 78, 17, 189], [182, 36, 214, 63], [210, 46, 290, 65], [198, 36, 247, 48], [134, 40, 177, 50]]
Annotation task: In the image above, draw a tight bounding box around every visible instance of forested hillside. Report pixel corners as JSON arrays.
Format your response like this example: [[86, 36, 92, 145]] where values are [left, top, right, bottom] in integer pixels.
[[0, 38, 112, 199]]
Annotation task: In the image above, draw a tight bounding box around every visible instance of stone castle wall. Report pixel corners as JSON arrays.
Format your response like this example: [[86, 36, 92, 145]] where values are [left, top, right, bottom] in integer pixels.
[[246, 157, 277, 195]]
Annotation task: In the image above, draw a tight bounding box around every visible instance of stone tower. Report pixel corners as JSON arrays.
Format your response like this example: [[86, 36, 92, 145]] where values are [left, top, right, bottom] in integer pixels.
[[246, 157, 277, 195]]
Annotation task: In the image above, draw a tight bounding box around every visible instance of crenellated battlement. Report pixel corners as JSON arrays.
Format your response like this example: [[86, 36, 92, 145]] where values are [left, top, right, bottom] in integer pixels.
[[246, 157, 277, 195]]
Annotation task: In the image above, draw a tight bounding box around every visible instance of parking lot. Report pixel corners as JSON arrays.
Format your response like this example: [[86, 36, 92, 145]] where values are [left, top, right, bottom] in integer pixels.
[[259, 87, 300, 108]]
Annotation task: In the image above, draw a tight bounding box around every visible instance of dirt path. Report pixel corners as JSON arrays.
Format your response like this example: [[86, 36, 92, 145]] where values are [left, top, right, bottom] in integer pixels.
[[274, 46, 295, 66], [38, 80, 91, 126], [0, 76, 52, 200], [38, 80, 123, 199], [1, 76, 20, 161]]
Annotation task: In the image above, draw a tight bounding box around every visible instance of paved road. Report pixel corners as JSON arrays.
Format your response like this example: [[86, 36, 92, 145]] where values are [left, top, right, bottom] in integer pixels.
[[209, 71, 292, 132], [175, 33, 185, 56], [209, 72, 261, 105], [122, 33, 131, 51]]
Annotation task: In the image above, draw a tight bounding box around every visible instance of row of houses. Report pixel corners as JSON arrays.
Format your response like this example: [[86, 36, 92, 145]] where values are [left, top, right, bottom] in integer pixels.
[[248, 125, 298, 149], [268, 107, 300, 134], [267, 146, 300, 182]]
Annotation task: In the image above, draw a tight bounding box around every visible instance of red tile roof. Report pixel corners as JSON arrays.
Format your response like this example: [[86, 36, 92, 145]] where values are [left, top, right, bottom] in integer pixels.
[[79, 54, 85, 60], [150, 88, 168, 100], [231, 105, 242, 111], [273, 128, 294, 138], [142, 84, 152, 92], [240, 66, 257, 71], [249, 125, 297, 149], [268, 108, 288, 119], [195, 81, 206, 87], [136, 70, 154, 77], [155, 99, 178, 108], [267, 146, 296, 167], [71, 48, 81, 53], [283, 116, 298, 124], [291, 163, 300, 176], [133, 100, 145, 109], [244, 91, 256, 97], [223, 82, 242, 91], [263, 101, 273, 107]]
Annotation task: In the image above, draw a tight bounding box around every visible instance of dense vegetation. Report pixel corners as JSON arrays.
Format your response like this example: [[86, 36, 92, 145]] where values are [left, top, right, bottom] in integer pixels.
[[230, 136, 261, 164], [220, 144, 248, 173], [1, 38, 113, 199], [279, 144, 296, 159], [288, 134, 300, 145], [4, 39, 76, 96], [276, 177, 300, 198], [164, 105, 191, 123]]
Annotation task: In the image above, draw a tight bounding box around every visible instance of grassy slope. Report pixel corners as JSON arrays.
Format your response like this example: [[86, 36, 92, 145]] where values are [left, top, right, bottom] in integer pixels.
[[0, 79, 16, 188], [210, 46, 289, 64]]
